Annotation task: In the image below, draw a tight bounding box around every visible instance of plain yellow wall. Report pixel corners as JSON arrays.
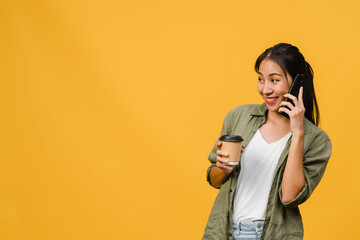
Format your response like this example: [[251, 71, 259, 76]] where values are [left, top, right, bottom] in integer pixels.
[[1, 0, 359, 239]]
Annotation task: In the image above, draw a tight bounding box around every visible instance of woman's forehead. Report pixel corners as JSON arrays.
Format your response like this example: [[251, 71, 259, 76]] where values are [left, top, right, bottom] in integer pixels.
[[258, 59, 289, 78]]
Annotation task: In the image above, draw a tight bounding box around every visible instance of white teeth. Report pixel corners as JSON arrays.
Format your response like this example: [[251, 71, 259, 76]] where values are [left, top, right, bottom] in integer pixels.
[[266, 97, 278, 101]]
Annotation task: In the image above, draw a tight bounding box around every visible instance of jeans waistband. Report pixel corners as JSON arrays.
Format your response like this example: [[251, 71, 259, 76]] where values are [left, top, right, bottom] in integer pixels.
[[233, 219, 264, 231]]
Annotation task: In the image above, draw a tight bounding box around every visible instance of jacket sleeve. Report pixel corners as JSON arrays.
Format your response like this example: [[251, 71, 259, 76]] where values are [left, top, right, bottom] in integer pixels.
[[279, 131, 332, 208], [206, 110, 233, 188]]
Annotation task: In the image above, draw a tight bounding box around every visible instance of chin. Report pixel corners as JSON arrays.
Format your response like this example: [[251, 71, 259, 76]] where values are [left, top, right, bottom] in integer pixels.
[[265, 103, 280, 113]]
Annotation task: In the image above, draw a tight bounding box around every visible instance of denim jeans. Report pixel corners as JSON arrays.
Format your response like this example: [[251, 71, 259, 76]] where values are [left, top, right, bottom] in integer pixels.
[[233, 220, 264, 240]]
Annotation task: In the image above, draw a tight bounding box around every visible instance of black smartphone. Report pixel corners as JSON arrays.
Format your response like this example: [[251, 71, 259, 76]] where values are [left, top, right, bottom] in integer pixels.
[[280, 74, 306, 118]]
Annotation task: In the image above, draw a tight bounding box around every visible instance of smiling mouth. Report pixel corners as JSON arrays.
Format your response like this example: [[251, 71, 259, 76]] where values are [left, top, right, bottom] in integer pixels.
[[265, 97, 279, 104]]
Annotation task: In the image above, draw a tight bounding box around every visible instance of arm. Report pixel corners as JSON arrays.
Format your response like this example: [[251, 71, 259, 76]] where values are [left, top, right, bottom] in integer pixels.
[[209, 167, 232, 189], [279, 87, 332, 207], [279, 133, 332, 208], [206, 110, 235, 188], [279, 87, 306, 203], [279, 87, 305, 203], [281, 133, 305, 203], [209, 141, 241, 188]]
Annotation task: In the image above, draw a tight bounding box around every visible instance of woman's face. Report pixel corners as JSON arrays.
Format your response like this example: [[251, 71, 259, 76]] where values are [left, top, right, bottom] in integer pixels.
[[257, 58, 293, 113]]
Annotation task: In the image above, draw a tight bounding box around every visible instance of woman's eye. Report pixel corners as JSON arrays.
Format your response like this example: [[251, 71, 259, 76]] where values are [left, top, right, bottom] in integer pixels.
[[258, 78, 263, 82], [271, 79, 278, 82]]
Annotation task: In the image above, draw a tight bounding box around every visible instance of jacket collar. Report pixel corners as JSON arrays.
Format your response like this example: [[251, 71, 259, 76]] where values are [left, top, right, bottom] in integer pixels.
[[251, 102, 315, 132], [250, 102, 268, 116]]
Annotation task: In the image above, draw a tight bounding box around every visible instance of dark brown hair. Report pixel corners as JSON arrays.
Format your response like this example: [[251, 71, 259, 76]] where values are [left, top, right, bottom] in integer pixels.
[[254, 43, 320, 126]]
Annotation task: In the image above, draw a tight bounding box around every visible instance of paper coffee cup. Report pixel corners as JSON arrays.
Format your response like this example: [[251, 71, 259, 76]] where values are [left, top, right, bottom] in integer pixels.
[[219, 135, 243, 165]]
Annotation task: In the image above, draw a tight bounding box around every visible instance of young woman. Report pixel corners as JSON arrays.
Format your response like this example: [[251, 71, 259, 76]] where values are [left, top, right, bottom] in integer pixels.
[[203, 43, 332, 240]]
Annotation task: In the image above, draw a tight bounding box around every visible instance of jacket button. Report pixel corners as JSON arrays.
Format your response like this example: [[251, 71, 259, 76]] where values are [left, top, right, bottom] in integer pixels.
[[260, 117, 264, 121], [229, 189, 232, 193], [252, 130, 256, 133], [228, 232, 232, 237]]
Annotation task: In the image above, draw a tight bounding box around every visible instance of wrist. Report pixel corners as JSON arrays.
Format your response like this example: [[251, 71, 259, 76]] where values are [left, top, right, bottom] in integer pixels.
[[292, 131, 304, 139]]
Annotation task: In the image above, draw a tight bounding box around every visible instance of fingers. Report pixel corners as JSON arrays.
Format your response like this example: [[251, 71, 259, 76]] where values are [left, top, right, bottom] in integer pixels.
[[282, 87, 305, 111], [298, 86, 304, 104], [216, 155, 228, 165], [280, 101, 295, 110], [216, 159, 236, 172], [284, 87, 304, 107], [283, 93, 298, 106], [278, 106, 291, 115], [216, 149, 228, 157], [279, 102, 305, 118], [215, 148, 232, 171], [215, 140, 241, 172]]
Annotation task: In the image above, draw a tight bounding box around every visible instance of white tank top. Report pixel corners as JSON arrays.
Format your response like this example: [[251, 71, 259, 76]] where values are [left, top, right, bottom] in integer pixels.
[[233, 129, 291, 221]]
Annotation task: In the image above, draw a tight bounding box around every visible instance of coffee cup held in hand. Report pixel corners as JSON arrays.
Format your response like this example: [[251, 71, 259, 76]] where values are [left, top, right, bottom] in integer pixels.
[[219, 135, 243, 165]]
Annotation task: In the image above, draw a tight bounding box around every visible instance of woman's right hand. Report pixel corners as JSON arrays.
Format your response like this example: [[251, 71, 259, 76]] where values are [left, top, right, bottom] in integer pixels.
[[215, 141, 237, 174]]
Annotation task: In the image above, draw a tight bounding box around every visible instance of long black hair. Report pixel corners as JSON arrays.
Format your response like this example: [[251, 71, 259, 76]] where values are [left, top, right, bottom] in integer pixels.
[[254, 43, 320, 126]]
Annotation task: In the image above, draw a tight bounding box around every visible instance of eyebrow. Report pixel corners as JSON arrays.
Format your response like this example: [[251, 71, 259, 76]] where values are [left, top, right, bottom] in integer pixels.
[[258, 72, 283, 77]]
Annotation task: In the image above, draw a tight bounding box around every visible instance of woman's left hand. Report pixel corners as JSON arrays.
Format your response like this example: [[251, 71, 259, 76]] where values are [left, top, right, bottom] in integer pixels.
[[279, 87, 305, 137]]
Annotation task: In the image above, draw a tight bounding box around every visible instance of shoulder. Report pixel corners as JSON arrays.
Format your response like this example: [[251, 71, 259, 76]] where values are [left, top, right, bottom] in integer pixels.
[[303, 118, 332, 154], [304, 119, 331, 142], [226, 103, 265, 118], [231, 104, 261, 112], [219, 104, 264, 135]]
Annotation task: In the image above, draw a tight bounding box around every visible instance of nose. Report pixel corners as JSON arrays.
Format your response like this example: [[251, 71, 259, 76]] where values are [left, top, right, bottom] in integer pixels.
[[263, 81, 273, 95]]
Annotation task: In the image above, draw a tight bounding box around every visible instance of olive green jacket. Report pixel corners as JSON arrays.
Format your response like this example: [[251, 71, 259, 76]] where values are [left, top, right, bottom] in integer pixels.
[[203, 103, 332, 240]]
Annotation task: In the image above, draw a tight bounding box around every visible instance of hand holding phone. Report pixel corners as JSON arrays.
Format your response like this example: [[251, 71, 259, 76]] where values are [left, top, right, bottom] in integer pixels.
[[280, 74, 308, 118]]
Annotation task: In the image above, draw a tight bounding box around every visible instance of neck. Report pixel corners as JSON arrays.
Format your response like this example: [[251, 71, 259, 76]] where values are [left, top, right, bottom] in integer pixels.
[[266, 110, 290, 127]]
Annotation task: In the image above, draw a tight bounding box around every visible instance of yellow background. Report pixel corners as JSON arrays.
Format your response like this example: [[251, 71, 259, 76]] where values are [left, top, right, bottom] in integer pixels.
[[1, 0, 359, 239]]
